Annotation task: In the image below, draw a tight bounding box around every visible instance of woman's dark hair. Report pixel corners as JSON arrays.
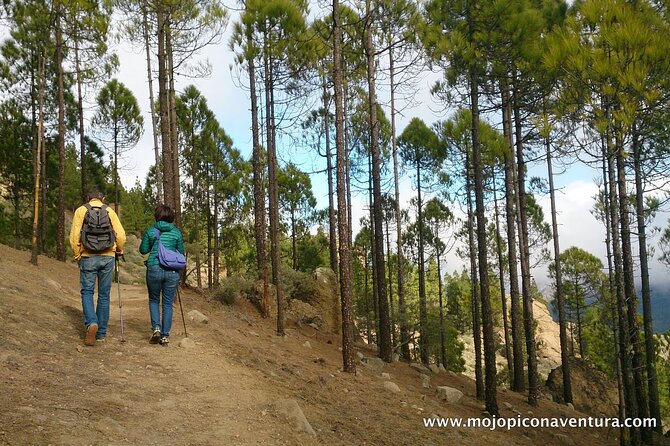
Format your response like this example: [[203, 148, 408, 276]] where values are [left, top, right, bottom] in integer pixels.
[[154, 204, 175, 223]]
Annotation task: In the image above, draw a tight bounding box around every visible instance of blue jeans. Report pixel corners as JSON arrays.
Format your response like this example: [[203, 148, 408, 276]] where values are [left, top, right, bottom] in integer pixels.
[[80, 256, 115, 338], [146, 265, 180, 337]]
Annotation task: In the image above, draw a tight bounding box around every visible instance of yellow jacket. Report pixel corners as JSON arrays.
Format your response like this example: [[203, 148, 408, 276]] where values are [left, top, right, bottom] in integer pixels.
[[69, 199, 126, 260]]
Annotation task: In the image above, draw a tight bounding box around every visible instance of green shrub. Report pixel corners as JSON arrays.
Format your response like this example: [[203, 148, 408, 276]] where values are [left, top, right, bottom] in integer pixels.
[[214, 276, 255, 306], [282, 267, 318, 303]]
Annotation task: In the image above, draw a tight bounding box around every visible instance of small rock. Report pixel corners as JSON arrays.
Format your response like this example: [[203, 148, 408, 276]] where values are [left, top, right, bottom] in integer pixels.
[[436, 386, 463, 403], [554, 433, 575, 445], [158, 399, 176, 409], [187, 310, 209, 324], [384, 381, 401, 393], [303, 341, 311, 349], [273, 399, 316, 437], [178, 337, 195, 348], [361, 356, 386, 373], [76, 346, 83, 353], [356, 352, 365, 360], [392, 353, 400, 362], [438, 364, 447, 373], [527, 411, 534, 416], [482, 411, 491, 417], [429, 364, 440, 374], [380, 372, 391, 380], [248, 331, 260, 337], [308, 323, 319, 330], [95, 417, 124, 434], [409, 363, 430, 373], [503, 402, 513, 410], [567, 402, 574, 410], [421, 374, 431, 389]]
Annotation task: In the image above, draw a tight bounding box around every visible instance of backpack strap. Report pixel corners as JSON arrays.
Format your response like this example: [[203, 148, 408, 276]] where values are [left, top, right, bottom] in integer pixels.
[[153, 227, 161, 241]]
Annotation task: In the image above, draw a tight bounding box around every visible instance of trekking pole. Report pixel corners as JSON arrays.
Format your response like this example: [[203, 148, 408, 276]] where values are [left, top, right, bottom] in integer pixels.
[[176, 286, 188, 337], [116, 254, 126, 343]]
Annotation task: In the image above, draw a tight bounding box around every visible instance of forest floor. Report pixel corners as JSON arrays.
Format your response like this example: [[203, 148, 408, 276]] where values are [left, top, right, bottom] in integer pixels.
[[0, 243, 625, 446]]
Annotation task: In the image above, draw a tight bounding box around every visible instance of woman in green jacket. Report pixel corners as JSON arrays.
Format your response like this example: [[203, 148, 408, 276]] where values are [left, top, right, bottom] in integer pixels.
[[139, 204, 185, 345]]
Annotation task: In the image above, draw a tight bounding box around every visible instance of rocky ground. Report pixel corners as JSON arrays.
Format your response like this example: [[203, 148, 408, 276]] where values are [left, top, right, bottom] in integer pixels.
[[0, 244, 626, 445]]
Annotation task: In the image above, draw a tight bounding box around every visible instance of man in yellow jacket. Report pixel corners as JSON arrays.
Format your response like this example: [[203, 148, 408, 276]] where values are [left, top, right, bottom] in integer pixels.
[[69, 187, 126, 346]]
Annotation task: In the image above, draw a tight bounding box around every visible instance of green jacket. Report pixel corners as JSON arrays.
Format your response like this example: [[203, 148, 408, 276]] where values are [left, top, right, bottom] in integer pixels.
[[139, 221, 185, 267]]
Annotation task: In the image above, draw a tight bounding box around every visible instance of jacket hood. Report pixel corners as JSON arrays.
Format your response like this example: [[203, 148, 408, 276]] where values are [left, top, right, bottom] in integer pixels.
[[154, 221, 177, 232]]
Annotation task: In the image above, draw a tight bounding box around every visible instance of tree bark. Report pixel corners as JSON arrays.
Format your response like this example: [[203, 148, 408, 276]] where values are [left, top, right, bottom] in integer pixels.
[[74, 38, 87, 203], [157, 8, 174, 208], [143, 8, 163, 203], [416, 159, 428, 365], [466, 150, 483, 400], [493, 180, 513, 382], [166, 26, 181, 227], [501, 82, 525, 392], [323, 82, 338, 277], [632, 129, 661, 432], [365, 0, 392, 362], [546, 131, 572, 403], [470, 63, 498, 415], [512, 81, 537, 406], [248, 35, 269, 317], [31, 53, 46, 266], [56, 5, 66, 262], [334, 0, 356, 373]]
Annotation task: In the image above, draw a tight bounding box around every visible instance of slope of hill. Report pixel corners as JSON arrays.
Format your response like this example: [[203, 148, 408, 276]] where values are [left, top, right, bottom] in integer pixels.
[[0, 244, 621, 445]]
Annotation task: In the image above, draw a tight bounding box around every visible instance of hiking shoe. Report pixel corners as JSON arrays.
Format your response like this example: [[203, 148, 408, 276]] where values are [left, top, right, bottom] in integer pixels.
[[159, 337, 169, 346], [150, 328, 161, 344], [84, 323, 98, 346], [96, 337, 106, 342]]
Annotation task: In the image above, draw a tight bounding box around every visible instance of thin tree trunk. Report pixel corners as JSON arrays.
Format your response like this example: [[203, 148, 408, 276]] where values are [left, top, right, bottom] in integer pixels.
[[56, 5, 66, 262], [437, 249, 446, 369], [365, 0, 392, 362], [74, 38, 87, 203], [323, 82, 338, 276], [466, 150, 483, 400], [546, 130, 572, 404], [334, 0, 356, 373], [493, 180, 513, 382], [166, 26, 181, 227], [601, 139, 626, 446], [264, 46, 284, 336], [291, 211, 297, 270], [157, 9, 173, 207], [143, 8, 163, 202], [512, 80, 537, 406], [616, 137, 649, 442], [606, 131, 637, 445], [248, 34, 268, 317], [632, 129, 661, 432], [470, 63, 498, 415], [31, 53, 46, 266], [386, 215, 396, 350], [501, 80, 524, 392], [390, 44, 409, 363], [417, 160, 428, 365], [365, 250, 371, 342], [213, 156, 220, 287], [206, 162, 212, 289]]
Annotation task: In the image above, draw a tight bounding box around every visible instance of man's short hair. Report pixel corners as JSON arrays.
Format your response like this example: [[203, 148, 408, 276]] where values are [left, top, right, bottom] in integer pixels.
[[87, 186, 105, 201], [154, 204, 175, 223]]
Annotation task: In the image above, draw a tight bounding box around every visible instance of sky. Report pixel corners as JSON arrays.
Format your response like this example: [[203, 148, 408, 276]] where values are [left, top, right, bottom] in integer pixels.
[[106, 2, 670, 297]]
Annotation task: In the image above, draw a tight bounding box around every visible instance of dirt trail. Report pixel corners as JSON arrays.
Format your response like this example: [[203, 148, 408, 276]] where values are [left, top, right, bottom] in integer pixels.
[[0, 244, 619, 445]]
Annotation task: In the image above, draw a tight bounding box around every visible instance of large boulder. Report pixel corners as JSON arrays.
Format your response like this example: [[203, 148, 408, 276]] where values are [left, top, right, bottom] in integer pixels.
[[312, 268, 341, 334], [436, 386, 463, 404], [545, 358, 618, 417], [273, 399, 316, 437], [286, 300, 322, 327]]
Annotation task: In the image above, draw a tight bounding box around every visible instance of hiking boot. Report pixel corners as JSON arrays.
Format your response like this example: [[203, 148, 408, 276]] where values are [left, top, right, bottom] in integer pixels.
[[159, 337, 169, 346], [150, 328, 161, 344], [85, 323, 98, 346], [96, 337, 106, 342]]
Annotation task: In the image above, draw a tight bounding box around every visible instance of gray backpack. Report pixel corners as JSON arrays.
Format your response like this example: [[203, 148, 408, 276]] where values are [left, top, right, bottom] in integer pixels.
[[80, 204, 116, 252]]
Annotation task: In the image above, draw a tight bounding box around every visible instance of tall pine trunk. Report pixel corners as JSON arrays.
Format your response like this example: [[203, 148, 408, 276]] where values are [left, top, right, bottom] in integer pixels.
[[56, 5, 66, 262], [31, 53, 46, 266], [416, 159, 428, 365], [470, 62, 498, 415], [390, 44, 410, 362], [167, 27, 181, 227], [501, 82, 524, 392], [323, 82, 338, 276], [334, 0, 356, 373], [365, 0, 392, 362], [74, 38, 87, 203], [466, 150, 483, 400], [143, 8, 162, 203], [632, 129, 661, 432], [546, 131, 572, 404], [512, 82, 537, 406], [493, 180, 513, 381], [264, 46, 284, 336], [616, 137, 649, 443], [157, 9, 174, 207], [248, 36, 269, 317]]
